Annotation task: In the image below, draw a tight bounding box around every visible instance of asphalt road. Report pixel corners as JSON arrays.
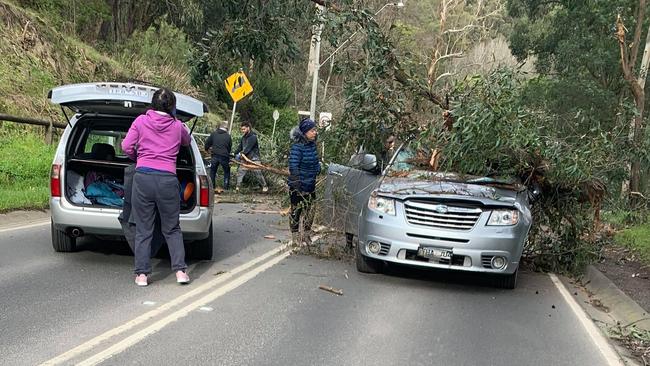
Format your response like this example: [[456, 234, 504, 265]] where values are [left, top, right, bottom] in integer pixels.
[[0, 203, 617, 366]]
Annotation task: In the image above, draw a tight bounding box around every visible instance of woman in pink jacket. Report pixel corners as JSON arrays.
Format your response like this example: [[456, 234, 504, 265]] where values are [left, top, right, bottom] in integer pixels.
[[122, 88, 191, 287]]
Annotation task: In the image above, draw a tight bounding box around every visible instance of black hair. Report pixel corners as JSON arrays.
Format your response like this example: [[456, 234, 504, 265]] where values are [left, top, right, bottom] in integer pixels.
[[151, 88, 176, 115], [240, 122, 252, 129]]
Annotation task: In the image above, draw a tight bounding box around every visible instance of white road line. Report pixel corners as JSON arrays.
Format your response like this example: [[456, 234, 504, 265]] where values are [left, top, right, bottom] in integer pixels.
[[549, 273, 625, 366], [40, 244, 290, 366], [0, 220, 49, 234], [77, 249, 292, 366]]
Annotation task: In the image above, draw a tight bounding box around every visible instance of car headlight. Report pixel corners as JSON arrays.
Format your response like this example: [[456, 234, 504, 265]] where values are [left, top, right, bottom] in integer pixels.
[[368, 196, 396, 216], [487, 209, 519, 226]]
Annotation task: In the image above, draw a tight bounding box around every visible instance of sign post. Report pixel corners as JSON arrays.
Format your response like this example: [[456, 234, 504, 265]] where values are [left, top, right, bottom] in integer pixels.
[[271, 109, 280, 144], [271, 109, 280, 155], [228, 102, 237, 134], [224, 69, 254, 133], [318, 112, 332, 160]]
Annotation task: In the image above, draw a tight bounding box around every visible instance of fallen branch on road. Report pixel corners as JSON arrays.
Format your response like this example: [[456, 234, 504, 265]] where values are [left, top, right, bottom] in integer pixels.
[[231, 154, 290, 177], [318, 285, 344, 296]]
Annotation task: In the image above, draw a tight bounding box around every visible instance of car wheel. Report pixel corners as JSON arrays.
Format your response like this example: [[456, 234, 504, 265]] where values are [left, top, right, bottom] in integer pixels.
[[51, 221, 76, 252], [494, 269, 518, 289], [355, 237, 383, 274], [190, 221, 213, 260]]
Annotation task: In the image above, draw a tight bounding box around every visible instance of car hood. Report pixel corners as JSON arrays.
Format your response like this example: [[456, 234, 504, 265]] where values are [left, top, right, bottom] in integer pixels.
[[376, 176, 525, 207]]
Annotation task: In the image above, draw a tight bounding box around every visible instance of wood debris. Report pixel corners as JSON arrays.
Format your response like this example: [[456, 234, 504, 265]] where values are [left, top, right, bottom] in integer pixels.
[[232, 154, 290, 176], [318, 285, 343, 296]]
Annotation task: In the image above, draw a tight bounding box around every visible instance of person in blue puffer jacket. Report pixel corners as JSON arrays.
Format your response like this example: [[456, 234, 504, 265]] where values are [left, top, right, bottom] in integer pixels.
[[288, 118, 321, 245]]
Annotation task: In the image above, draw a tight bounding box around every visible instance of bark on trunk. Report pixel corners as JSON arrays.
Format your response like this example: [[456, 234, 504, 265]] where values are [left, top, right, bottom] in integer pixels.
[[616, 8, 650, 205]]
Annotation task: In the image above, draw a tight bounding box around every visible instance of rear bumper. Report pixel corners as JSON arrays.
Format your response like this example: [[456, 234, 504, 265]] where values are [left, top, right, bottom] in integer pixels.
[[50, 198, 212, 241], [358, 206, 530, 275]]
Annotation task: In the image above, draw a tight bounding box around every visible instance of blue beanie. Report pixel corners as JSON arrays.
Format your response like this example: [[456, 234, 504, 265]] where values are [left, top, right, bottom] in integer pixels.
[[299, 118, 317, 134]]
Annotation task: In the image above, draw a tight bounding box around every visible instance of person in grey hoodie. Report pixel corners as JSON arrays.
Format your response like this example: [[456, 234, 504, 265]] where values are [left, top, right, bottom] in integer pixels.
[[121, 88, 191, 287], [234, 122, 268, 192]]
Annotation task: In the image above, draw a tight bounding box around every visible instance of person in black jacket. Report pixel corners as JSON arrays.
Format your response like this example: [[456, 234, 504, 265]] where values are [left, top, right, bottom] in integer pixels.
[[234, 122, 268, 192], [205, 121, 232, 191], [288, 118, 321, 245]]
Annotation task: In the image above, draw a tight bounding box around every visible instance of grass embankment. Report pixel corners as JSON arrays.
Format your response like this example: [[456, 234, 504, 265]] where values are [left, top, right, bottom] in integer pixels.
[[0, 1, 203, 119], [615, 224, 650, 265], [604, 210, 650, 265], [0, 1, 226, 212], [0, 132, 55, 212]]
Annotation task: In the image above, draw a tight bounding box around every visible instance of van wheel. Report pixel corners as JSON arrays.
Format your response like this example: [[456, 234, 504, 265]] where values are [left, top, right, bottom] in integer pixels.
[[51, 221, 76, 252], [191, 221, 213, 260], [494, 269, 518, 289], [355, 237, 382, 274]]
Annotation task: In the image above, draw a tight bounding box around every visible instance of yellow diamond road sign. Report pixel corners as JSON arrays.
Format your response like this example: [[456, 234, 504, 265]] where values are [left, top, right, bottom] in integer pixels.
[[224, 70, 253, 103]]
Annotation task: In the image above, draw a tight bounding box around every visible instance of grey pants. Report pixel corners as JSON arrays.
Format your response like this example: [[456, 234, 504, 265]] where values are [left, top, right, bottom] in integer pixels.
[[119, 164, 163, 256], [133, 171, 187, 275], [236, 161, 267, 188]]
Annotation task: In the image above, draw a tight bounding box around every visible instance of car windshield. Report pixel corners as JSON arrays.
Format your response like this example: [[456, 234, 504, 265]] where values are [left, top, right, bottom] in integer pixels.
[[387, 146, 518, 187]]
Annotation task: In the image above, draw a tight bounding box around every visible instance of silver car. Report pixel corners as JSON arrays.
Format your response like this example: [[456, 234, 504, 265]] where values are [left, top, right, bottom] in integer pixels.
[[48, 82, 214, 259], [325, 145, 534, 289]]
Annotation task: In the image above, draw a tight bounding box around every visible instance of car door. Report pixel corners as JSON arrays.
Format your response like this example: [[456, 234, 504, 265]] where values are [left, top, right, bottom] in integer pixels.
[[324, 162, 359, 234], [325, 154, 382, 235]]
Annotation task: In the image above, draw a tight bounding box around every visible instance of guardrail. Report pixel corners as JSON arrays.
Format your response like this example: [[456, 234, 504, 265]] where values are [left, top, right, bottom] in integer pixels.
[[0, 114, 212, 147], [0, 113, 67, 129], [0, 113, 66, 144]]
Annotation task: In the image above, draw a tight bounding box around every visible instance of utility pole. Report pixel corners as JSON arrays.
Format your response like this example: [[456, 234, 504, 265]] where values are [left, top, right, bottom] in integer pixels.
[[307, 2, 404, 121], [308, 4, 325, 121]]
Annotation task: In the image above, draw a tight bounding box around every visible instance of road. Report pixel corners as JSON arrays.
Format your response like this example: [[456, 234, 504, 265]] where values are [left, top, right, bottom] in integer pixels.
[[0, 203, 619, 366]]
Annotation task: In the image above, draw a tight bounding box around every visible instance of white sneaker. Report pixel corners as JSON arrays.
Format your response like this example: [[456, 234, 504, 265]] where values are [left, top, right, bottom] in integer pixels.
[[176, 271, 190, 284], [135, 274, 148, 287]]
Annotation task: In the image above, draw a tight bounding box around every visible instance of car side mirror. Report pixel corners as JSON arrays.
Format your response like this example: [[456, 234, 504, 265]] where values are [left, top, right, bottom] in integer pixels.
[[357, 154, 377, 173], [350, 153, 378, 173]]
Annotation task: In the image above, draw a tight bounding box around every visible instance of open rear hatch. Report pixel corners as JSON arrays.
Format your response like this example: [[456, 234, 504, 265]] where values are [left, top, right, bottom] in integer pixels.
[[63, 116, 198, 213], [48, 82, 208, 121]]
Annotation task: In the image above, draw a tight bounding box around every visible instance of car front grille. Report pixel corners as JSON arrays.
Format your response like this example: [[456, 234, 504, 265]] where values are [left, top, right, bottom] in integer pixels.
[[404, 200, 482, 230]]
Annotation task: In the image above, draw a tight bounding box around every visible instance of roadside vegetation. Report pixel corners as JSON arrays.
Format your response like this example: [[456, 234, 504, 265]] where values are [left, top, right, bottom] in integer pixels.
[[0, 130, 55, 212], [614, 222, 650, 266]]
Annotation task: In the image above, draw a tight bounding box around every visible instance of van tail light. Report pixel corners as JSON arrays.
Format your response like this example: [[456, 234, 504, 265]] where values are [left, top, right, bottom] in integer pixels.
[[199, 175, 209, 207], [51, 164, 61, 197]]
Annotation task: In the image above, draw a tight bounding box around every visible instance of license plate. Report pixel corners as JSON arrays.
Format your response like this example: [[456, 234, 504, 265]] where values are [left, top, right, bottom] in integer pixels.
[[418, 246, 452, 260]]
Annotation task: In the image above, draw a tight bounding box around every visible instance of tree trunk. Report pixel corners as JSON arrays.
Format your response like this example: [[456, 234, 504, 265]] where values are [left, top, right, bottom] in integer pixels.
[[617, 10, 650, 205], [630, 90, 645, 206], [112, 0, 118, 44]]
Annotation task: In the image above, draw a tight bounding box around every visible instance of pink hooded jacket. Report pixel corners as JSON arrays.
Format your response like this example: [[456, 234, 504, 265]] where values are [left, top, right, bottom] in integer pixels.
[[121, 110, 191, 174]]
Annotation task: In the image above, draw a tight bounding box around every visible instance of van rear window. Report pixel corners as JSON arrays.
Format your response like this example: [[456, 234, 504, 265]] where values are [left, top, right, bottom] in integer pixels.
[[84, 131, 126, 158]]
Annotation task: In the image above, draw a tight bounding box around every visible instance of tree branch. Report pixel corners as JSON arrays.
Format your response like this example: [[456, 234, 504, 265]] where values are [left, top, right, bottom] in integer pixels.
[[630, 0, 647, 68], [435, 72, 455, 83], [637, 23, 650, 89], [617, 15, 634, 84], [442, 24, 479, 35]]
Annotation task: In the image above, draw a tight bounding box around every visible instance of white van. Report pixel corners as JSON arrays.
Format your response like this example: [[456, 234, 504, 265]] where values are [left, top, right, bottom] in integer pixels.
[[48, 82, 214, 259]]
